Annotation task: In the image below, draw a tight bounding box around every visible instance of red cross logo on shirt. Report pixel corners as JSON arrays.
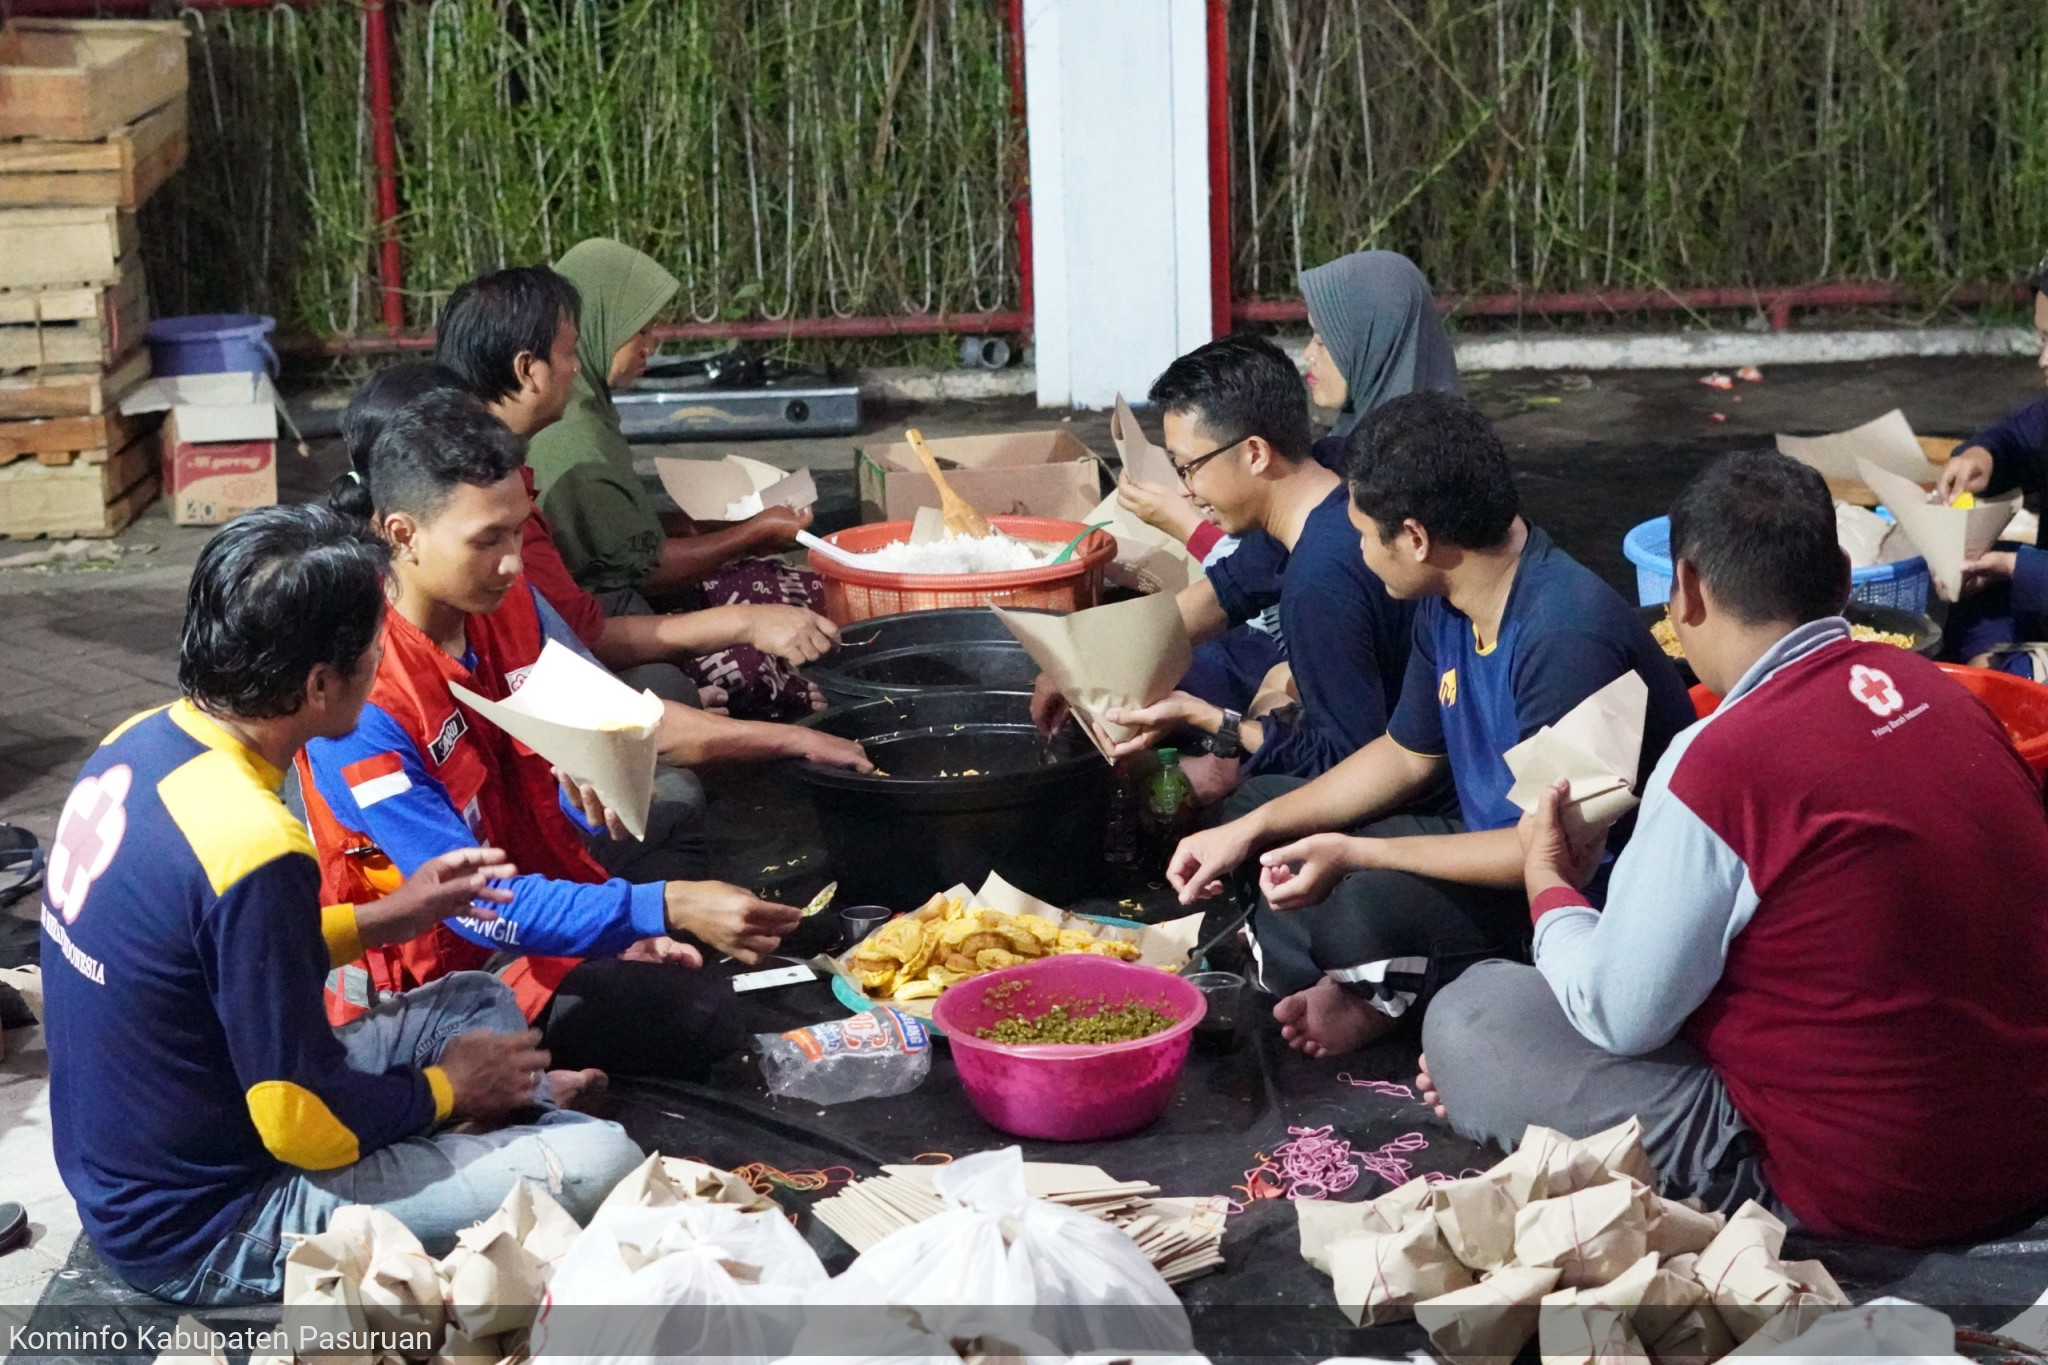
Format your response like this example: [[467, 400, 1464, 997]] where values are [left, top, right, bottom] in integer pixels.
[[48, 764, 132, 923], [1849, 664, 1903, 718]]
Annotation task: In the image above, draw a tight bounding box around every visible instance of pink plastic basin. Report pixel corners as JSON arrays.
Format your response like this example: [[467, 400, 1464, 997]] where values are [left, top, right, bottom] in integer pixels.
[[932, 954, 1206, 1142]]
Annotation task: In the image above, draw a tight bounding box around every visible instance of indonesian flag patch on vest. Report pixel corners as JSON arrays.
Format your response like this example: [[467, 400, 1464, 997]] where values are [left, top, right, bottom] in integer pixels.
[[343, 752, 412, 808]]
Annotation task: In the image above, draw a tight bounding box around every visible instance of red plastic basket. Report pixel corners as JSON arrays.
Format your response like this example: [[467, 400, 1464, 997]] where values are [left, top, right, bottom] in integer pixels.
[[808, 515, 1116, 626], [1938, 663, 2048, 777]]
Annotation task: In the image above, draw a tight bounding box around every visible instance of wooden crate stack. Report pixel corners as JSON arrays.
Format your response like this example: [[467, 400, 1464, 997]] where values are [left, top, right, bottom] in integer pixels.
[[0, 18, 186, 538]]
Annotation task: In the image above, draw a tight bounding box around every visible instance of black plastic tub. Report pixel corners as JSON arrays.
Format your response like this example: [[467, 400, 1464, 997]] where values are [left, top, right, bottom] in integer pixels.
[[795, 689, 1108, 910], [806, 608, 1045, 708], [1637, 602, 1942, 687]]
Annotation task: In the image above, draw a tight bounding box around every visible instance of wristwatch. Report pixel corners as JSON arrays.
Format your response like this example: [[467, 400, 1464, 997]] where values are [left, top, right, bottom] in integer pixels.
[[1206, 708, 1245, 758]]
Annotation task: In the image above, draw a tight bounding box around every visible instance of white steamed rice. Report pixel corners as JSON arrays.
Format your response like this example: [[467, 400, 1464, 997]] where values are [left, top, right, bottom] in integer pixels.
[[847, 532, 1052, 574]]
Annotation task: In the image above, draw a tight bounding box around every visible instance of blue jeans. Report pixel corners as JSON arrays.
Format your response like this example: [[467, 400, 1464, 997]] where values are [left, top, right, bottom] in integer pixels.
[[147, 973, 645, 1307]]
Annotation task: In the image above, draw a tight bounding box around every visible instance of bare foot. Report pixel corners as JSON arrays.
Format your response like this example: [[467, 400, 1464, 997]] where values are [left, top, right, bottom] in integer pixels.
[[1415, 1052, 1449, 1120], [547, 1067, 609, 1113], [1180, 753, 1240, 807], [808, 683, 828, 711], [698, 685, 731, 715], [1272, 977, 1399, 1059]]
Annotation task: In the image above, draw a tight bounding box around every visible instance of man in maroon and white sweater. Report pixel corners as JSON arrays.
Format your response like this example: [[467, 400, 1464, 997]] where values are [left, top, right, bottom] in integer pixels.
[[1418, 449, 2048, 1246]]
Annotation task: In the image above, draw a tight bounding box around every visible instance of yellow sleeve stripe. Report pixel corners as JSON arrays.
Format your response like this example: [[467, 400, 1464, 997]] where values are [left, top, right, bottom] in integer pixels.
[[1389, 736, 1449, 760], [158, 749, 315, 896], [101, 704, 170, 748], [244, 1080, 361, 1170], [320, 904, 363, 971], [424, 1066, 455, 1122]]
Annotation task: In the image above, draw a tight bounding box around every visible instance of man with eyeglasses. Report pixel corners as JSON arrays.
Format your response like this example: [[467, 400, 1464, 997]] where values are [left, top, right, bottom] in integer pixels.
[[1168, 392, 1694, 1061], [1035, 334, 1419, 796]]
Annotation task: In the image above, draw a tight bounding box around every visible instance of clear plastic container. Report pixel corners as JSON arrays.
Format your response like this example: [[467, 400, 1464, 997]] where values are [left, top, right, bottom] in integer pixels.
[[756, 1006, 933, 1105]]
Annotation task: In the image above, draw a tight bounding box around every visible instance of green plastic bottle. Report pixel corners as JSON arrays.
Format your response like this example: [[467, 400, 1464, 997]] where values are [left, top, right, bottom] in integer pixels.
[[1142, 748, 1199, 874]]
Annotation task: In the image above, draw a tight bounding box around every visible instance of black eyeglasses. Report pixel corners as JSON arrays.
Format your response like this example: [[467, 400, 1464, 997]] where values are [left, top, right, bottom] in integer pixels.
[[1170, 435, 1247, 485]]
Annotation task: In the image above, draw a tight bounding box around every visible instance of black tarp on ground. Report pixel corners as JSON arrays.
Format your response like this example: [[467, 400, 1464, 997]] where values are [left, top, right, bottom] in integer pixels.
[[25, 932, 2048, 1362]]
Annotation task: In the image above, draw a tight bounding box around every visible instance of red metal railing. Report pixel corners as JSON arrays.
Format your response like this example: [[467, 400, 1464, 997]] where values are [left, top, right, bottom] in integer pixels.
[[19, 0, 2024, 349], [1234, 282, 2031, 334]]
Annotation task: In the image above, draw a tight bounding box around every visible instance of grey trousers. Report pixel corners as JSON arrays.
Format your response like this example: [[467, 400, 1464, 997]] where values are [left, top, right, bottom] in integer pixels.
[[1421, 960, 1779, 1216], [1230, 776, 1529, 1018]]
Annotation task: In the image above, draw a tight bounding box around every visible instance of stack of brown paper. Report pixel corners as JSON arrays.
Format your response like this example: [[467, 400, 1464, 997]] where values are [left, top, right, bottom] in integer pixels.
[[1328, 1216, 1477, 1326], [1513, 1179, 1653, 1290], [809, 1157, 1227, 1284], [1295, 1119, 1849, 1365], [992, 594, 1192, 759], [276, 1181, 587, 1365], [449, 640, 664, 840], [655, 454, 817, 523], [1776, 410, 1946, 506], [1416, 1265, 1562, 1361], [1504, 673, 1648, 841], [1693, 1201, 1849, 1343], [1857, 458, 2022, 602], [1083, 392, 1202, 594]]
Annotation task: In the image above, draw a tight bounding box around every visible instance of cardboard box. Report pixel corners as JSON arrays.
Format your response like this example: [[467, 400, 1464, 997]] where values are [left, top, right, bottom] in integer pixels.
[[0, 20, 188, 142], [163, 413, 275, 525], [856, 429, 1104, 524], [123, 372, 277, 442]]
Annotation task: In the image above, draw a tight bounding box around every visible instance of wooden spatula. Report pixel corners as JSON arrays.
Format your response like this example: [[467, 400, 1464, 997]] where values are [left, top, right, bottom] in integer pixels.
[[904, 428, 994, 538]]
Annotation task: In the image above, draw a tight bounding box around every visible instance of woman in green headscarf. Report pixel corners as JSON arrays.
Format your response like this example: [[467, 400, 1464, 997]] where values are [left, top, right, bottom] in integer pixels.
[[529, 238, 835, 718]]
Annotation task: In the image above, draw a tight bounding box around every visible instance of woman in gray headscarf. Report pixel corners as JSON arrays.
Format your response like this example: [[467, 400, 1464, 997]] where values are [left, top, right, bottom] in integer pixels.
[[1108, 249, 1461, 800], [1299, 249, 1462, 464]]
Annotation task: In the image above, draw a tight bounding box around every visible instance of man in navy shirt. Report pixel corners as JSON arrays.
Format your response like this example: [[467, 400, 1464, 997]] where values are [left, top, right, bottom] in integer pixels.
[[1035, 334, 1415, 792], [42, 506, 643, 1303], [1170, 392, 1693, 1058], [1934, 268, 2048, 678]]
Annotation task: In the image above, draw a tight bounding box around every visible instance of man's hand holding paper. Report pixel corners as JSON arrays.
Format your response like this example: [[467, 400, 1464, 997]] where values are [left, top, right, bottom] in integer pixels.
[[1519, 779, 1610, 903], [450, 641, 666, 841], [1502, 671, 1649, 846], [994, 593, 1193, 760], [1858, 457, 2023, 602]]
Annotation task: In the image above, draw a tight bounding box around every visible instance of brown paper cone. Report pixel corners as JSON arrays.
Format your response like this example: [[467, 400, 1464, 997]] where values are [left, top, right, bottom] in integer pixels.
[[1431, 1172, 1522, 1271], [1297, 1175, 1436, 1274], [1512, 1179, 1653, 1290], [1416, 1265, 1561, 1362], [1328, 1217, 1476, 1326]]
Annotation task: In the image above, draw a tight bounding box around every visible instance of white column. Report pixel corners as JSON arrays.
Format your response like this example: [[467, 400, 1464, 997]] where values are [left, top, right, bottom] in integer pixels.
[[1023, 0, 1213, 410]]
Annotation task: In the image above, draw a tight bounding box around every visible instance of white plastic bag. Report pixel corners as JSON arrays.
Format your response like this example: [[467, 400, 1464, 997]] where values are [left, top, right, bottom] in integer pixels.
[[532, 1195, 829, 1362], [825, 1147, 1193, 1358]]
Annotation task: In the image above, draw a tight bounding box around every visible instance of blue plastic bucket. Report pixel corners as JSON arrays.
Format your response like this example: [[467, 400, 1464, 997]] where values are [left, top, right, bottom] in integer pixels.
[[144, 314, 278, 377], [1622, 515, 1931, 614]]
